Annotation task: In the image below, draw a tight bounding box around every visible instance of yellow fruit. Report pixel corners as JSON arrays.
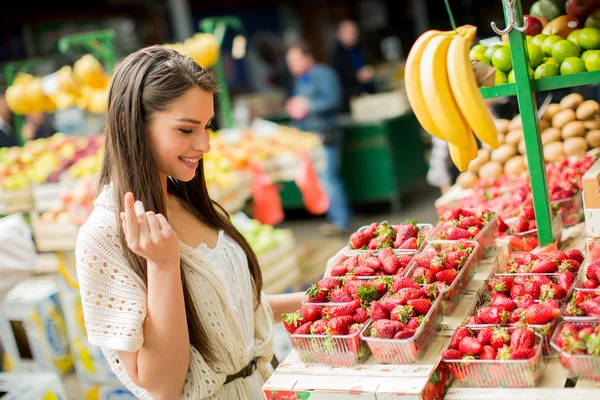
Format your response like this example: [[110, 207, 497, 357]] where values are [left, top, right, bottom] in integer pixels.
[[56, 66, 80, 95], [4, 84, 29, 115], [448, 132, 478, 172], [421, 34, 471, 148], [447, 35, 499, 149], [186, 33, 220, 68], [74, 54, 106, 88]]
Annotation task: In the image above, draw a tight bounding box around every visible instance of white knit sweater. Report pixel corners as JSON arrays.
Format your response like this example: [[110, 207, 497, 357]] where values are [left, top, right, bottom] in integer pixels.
[[75, 187, 274, 399]]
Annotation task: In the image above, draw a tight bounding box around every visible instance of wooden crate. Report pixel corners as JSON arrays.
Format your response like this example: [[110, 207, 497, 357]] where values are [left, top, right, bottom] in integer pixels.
[[30, 212, 78, 252], [0, 187, 33, 215], [32, 181, 69, 213]]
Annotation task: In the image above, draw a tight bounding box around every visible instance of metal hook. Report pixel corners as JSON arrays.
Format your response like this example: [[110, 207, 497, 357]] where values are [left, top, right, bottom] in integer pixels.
[[491, 0, 529, 35]]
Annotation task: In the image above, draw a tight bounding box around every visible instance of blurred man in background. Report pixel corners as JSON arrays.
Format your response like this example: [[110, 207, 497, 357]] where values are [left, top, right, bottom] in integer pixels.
[[22, 112, 55, 141], [331, 19, 375, 112], [0, 94, 18, 148], [286, 42, 351, 236]]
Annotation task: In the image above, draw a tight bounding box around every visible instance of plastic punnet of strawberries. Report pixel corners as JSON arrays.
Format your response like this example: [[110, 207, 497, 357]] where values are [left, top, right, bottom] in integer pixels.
[[552, 322, 600, 379], [581, 259, 600, 289], [347, 221, 428, 251], [564, 288, 600, 319], [329, 248, 414, 278], [432, 208, 496, 241], [303, 275, 390, 306]]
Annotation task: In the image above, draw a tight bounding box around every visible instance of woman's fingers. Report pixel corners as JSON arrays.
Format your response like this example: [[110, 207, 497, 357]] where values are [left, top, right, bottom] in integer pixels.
[[146, 211, 161, 243], [134, 201, 149, 243], [124, 193, 139, 245], [155, 213, 171, 232]]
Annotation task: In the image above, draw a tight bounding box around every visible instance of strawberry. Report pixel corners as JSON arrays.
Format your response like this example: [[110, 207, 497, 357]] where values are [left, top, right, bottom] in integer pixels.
[[524, 303, 560, 324], [407, 298, 431, 315], [510, 348, 536, 360], [330, 265, 349, 277], [395, 288, 423, 305], [530, 259, 557, 273], [442, 349, 464, 360], [477, 327, 493, 345], [510, 284, 527, 299], [373, 277, 392, 297], [327, 299, 360, 318], [513, 276, 530, 286], [370, 301, 390, 321], [524, 281, 542, 299], [394, 329, 416, 339], [421, 283, 440, 300], [391, 305, 415, 323], [581, 298, 600, 318], [343, 255, 359, 270], [299, 305, 322, 321], [566, 248, 584, 264], [392, 276, 420, 293], [559, 259, 581, 273], [406, 316, 423, 331], [445, 227, 473, 240], [510, 308, 524, 323], [587, 260, 600, 281], [381, 296, 404, 313], [546, 251, 568, 264], [353, 307, 369, 324], [558, 271, 575, 292], [460, 216, 484, 229], [444, 250, 469, 269], [398, 237, 419, 249], [349, 231, 369, 249], [478, 306, 509, 325], [512, 216, 529, 233], [459, 336, 483, 355], [498, 218, 509, 234], [466, 316, 483, 325], [488, 277, 513, 294], [412, 267, 434, 284], [294, 321, 313, 335], [357, 284, 380, 305], [394, 222, 419, 244], [515, 294, 535, 309], [397, 254, 414, 268], [306, 284, 328, 303], [542, 298, 561, 310], [344, 280, 363, 296], [584, 279, 599, 289], [490, 327, 510, 349], [363, 223, 379, 239], [331, 288, 354, 303], [282, 312, 304, 334], [347, 324, 363, 352], [495, 345, 512, 360], [318, 277, 341, 291], [327, 315, 354, 335], [435, 269, 458, 285], [371, 319, 403, 339], [490, 294, 516, 311], [480, 345, 497, 360], [451, 327, 473, 349], [354, 266, 376, 277], [365, 257, 383, 272], [414, 251, 445, 270], [510, 328, 535, 351], [532, 274, 552, 286], [380, 255, 402, 275], [310, 319, 328, 335]]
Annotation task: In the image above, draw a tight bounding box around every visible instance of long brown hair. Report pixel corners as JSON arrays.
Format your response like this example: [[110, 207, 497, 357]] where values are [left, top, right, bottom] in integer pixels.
[[99, 45, 263, 362]]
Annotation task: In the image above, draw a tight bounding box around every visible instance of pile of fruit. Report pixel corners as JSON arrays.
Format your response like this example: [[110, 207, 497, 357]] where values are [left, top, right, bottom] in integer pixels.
[[499, 249, 584, 273], [551, 321, 600, 380], [406, 241, 476, 286], [443, 326, 539, 360], [303, 276, 388, 306], [564, 288, 600, 318], [347, 221, 430, 251], [231, 214, 291, 256], [406, 25, 500, 171], [328, 248, 414, 278], [0, 133, 103, 190], [39, 177, 97, 225], [458, 96, 599, 188], [429, 208, 496, 242]]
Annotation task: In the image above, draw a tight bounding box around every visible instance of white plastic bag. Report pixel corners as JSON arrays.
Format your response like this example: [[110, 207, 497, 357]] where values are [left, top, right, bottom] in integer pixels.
[[0, 213, 36, 300]]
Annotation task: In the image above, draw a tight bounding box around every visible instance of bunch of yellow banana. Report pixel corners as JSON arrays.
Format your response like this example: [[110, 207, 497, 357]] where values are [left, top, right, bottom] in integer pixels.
[[405, 25, 499, 171]]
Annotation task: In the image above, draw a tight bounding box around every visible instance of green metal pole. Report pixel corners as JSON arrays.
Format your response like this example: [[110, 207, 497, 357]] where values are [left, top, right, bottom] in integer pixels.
[[504, 0, 554, 246], [58, 29, 117, 73]]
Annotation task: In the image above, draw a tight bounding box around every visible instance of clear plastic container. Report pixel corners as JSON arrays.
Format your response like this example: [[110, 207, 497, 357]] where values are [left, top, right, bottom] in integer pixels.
[[404, 240, 479, 315], [359, 292, 443, 364], [426, 208, 498, 260], [587, 237, 600, 262], [503, 212, 563, 253], [493, 272, 576, 304], [550, 321, 600, 381], [290, 323, 370, 366], [345, 223, 433, 255], [562, 288, 600, 321], [324, 249, 418, 279], [552, 194, 583, 228], [444, 326, 545, 388]]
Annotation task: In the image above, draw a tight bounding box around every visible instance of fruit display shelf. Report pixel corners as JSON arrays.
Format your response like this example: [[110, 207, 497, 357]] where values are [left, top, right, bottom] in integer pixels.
[[0, 186, 33, 215]]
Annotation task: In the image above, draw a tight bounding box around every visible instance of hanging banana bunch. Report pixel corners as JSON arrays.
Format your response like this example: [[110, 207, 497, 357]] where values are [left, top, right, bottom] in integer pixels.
[[405, 25, 499, 172]]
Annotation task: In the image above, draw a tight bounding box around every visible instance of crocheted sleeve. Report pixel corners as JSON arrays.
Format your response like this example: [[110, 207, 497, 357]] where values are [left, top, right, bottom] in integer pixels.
[[75, 214, 147, 352]]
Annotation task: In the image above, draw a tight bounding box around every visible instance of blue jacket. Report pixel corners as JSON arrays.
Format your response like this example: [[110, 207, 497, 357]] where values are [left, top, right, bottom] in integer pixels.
[[292, 64, 342, 143]]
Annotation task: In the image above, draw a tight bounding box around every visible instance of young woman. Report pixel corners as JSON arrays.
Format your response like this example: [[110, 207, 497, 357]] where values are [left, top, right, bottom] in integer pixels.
[[75, 45, 304, 399]]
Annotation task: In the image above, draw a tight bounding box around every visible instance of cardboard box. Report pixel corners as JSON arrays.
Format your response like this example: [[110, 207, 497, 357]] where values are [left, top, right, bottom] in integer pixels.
[[71, 337, 118, 384], [0, 309, 21, 372], [2, 280, 73, 376], [80, 382, 136, 400], [0, 372, 66, 400], [59, 287, 86, 341]]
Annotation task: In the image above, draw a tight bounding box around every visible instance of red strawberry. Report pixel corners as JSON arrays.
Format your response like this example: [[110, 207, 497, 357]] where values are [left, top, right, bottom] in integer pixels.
[[490, 327, 510, 349], [414, 251, 445, 270], [510, 348, 536, 360], [559, 259, 581, 273], [444, 250, 469, 269], [558, 271, 575, 292], [488, 277, 513, 294], [510, 284, 527, 300], [392, 276, 420, 293], [349, 231, 369, 249], [377, 247, 395, 259], [480, 345, 497, 360], [510, 308, 524, 323], [365, 256, 383, 271], [421, 283, 440, 300], [318, 277, 341, 291], [406, 316, 423, 330], [331, 288, 354, 303], [477, 327, 493, 345], [584, 279, 599, 289], [299, 305, 322, 321], [407, 298, 431, 315], [398, 237, 418, 250], [498, 218, 509, 234], [524, 281, 542, 299], [294, 321, 313, 335], [373, 278, 391, 297], [380, 255, 402, 275], [306, 284, 328, 303], [345, 280, 363, 296], [397, 254, 414, 268], [381, 296, 404, 312], [327, 299, 361, 318], [515, 294, 535, 309], [510, 328, 535, 351], [391, 305, 415, 323], [532, 274, 552, 286], [353, 307, 369, 324], [530, 259, 557, 273], [581, 298, 600, 318], [282, 312, 304, 334], [442, 349, 464, 360], [513, 216, 529, 233], [442, 209, 461, 222], [327, 315, 354, 335], [363, 223, 379, 239], [495, 345, 512, 360], [354, 266, 376, 277], [490, 294, 516, 311], [459, 336, 483, 355], [436, 269, 458, 285], [371, 319, 403, 339], [566, 248, 584, 264], [370, 301, 390, 321], [542, 298, 561, 310], [343, 255, 359, 270], [394, 222, 419, 244], [347, 324, 363, 352], [587, 260, 600, 280], [445, 227, 473, 240], [412, 267, 434, 284], [546, 251, 568, 264], [451, 327, 473, 349], [394, 329, 416, 339], [310, 319, 328, 335], [524, 303, 560, 324], [466, 316, 483, 325], [330, 265, 349, 277], [460, 216, 484, 229], [478, 306, 509, 325], [396, 288, 424, 305]]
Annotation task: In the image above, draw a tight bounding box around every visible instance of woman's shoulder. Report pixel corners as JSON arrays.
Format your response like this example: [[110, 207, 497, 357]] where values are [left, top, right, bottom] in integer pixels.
[[77, 186, 122, 255]]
